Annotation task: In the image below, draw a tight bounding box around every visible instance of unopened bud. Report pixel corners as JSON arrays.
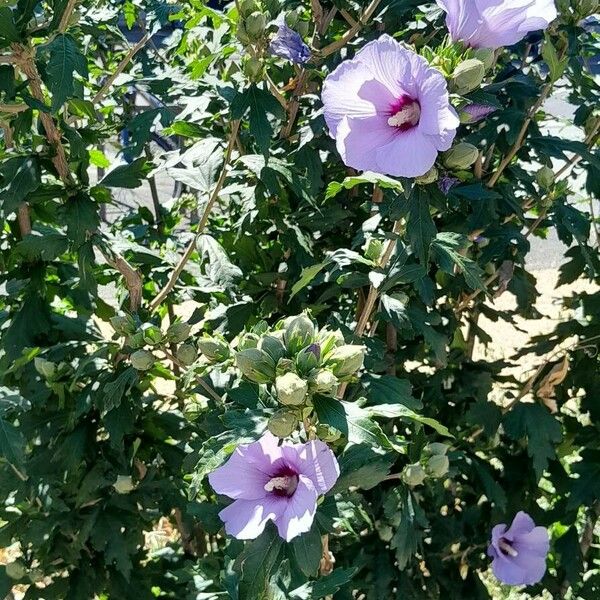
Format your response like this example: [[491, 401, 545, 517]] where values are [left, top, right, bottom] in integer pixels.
[[426, 454, 450, 478], [450, 59, 485, 95], [318, 328, 345, 356], [268, 408, 299, 437], [110, 314, 136, 335], [402, 463, 427, 487], [176, 343, 198, 366], [126, 331, 145, 349], [295, 343, 321, 375], [34, 357, 56, 379], [536, 165, 555, 190], [275, 372, 308, 406], [243, 56, 264, 81], [167, 322, 191, 344], [5, 560, 27, 580], [236, 348, 276, 383], [238, 0, 258, 17], [316, 423, 342, 442], [425, 442, 449, 456], [326, 345, 365, 378], [245, 11, 267, 39], [443, 143, 479, 170], [130, 349, 155, 371], [197, 336, 230, 362], [415, 166, 438, 185], [113, 475, 136, 494], [259, 335, 287, 363], [471, 48, 495, 71], [284, 314, 316, 354], [141, 323, 163, 346], [310, 369, 339, 394]]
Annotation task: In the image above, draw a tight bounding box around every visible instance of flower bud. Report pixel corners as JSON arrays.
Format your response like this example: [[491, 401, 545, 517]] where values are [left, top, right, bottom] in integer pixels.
[[176, 343, 198, 366], [471, 48, 495, 71], [245, 11, 267, 39], [130, 349, 155, 371], [238, 0, 258, 17], [126, 331, 145, 349], [259, 335, 287, 363], [363, 238, 384, 261], [113, 475, 136, 494], [5, 560, 27, 580], [284, 314, 316, 354], [34, 357, 56, 379], [238, 332, 260, 350], [236, 348, 276, 383], [318, 328, 345, 356], [110, 314, 136, 336], [236, 21, 251, 45], [402, 463, 427, 487], [166, 322, 191, 344], [426, 454, 450, 478], [450, 59, 486, 95], [276, 357, 294, 375], [316, 423, 342, 442], [268, 408, 299, 437], [295, 343, 321, 375], [141, 323, 163, 346], [197, 336, 230, 363], [243, 56, 264, 81], [326, 345, 365, 378], [275, 372, 308, 406], [310, 369, 339, 394], [536, 165, 555, 190], [425, 442, 449, 456], [443, 143, 479, 170], [415, 166, 438, 185]]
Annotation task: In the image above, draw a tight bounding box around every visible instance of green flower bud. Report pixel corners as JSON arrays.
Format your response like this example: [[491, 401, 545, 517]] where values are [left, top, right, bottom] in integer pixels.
[[113, 475, 136, 494], [166, 322, 191, 344], [34, 357, 56, 379], [415, 166, 439, 185], [275, 372, 308, 406], [238, 332, 260, 350], [402, 463, 427, 487], [310, 369, 339, 394], [295, 344, 321, 375], [450, 59, 485, 95], [243, 56, 264, 82], [425, 442, 449, 456], [245, 11, 267, 39], [126, 331, 145, 349], [130, 349, 155, 371], [236, 348, 276, 383], [110, 314, 136, 336], [326, 345, 365, 378], [284, 314, 316, 354], [471, 48, 495, 71], [364, 238, 384, 262], [5, 560, 27, 580], [316, 423, 342, 442], [236, 21, 251, 45], [259, 334, 287, 363], [177, 343, 198, 366], [141, 323, 163, 346], [536, 165, 555, 190], [443, 143, 479, 170], [426, 454, 450, 478], [276, 357, 295, 375], [317, 328, 345, 357], [268, 408, 299, 437], [238, 0, 259, 17]]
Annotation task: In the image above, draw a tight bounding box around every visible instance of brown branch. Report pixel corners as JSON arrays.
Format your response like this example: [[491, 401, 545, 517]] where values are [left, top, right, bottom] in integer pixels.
[[148, 120, 241, 313], [0, 102, 29, 114], [17, 204, 32, 236], [100, 249, 143, 312], [58, 0, 79, 33]]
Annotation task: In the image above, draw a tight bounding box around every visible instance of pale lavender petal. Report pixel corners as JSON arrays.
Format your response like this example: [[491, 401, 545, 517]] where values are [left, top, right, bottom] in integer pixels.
[[375, 129, 439, 177], [506, 511, 536, 538], [491, 548, 547, 586], [296, 440, 340, 494], [269, 24, 311, 64], [461, 104, 497, 123], [513, 526, 550, 556], [218, 496, 286, 540], [275, 475, 318, 541]]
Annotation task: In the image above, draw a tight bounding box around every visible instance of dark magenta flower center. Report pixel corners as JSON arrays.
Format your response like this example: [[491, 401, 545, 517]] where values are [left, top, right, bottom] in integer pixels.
[[264, 465, 299, 497], [498, 538, 519, 558], [388, 94, 421, 131]]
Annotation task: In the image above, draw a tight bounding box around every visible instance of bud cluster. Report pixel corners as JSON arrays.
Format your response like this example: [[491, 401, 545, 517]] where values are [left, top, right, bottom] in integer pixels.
[[401, 442, 450, 487]]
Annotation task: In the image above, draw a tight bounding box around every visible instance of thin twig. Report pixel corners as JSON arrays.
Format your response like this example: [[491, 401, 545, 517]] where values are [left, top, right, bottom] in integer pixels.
[[149, 120, 241, 312], [58, 0, 79, 33], [0, 102, 29, 114]]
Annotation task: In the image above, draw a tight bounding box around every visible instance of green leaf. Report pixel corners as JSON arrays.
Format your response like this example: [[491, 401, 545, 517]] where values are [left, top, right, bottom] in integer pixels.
[[379, 293, 413, 333], [466, 400, 502, 436], [0, 7, 21, 44], [231, 85, 285, 155], [325, 172, 403, 199], [503, 403, 562, 480], [333, 444, 395, 491], [0, 566, 12, 599], [88, 149, 110, 169], [0, 156, 41, 213], [0, 414, 25, 467], [364, 403, 453, 437], [290, 261, 328, 300], [103, 368, 138, 413], [236, 525, 284, 600], [197, 234, 243, 288], [60, 194, 100, 245], [15, 230, 69, 262], [431, 232, 485, 291], [99, 158, 149, 189], [542, 34, 568, 82], [45, 34, 88, 112], [362, 374, 421, 411], [291, 524, 322, 577], [406, 189, 436, 265]]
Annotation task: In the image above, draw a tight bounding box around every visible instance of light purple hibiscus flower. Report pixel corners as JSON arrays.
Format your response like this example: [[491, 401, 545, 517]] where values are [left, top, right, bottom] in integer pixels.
[[269, 21, 311, 64], [321, 35, 459, 178], [436, 0, 558, 49], [487, 511, 550, 586], [208, 432, 339, 541]]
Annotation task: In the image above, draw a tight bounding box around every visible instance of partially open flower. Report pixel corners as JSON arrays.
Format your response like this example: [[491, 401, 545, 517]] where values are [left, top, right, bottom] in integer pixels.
[[269, 19, 311, 64], [488, 511, 550, 586], [209, 432, 339, 541], [322, 35, 459, 177]]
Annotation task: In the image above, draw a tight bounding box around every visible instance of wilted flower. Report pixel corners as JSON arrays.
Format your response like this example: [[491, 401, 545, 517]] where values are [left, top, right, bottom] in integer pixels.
[[269, 20, 311, 64], [209, 432, 339, 541], [488, 511, 550, 586], [321, 35, 459, 177], [460, 103, 498, 124], [438, 175, 460, 194], [436, 0, 558, 49]]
